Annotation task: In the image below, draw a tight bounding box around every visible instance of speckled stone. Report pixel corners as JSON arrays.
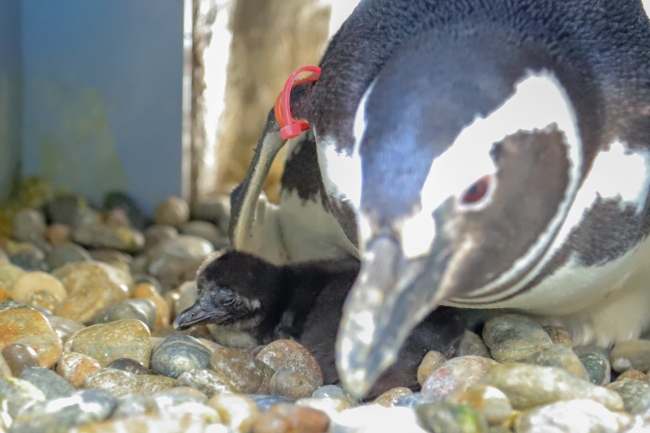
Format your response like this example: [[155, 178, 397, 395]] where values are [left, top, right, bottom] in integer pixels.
[[68, 319, 152, 367], [457, 330, 491, 358], [417, 351, 447, 387], [257, 340, 323, 388], [106, 358, 150, 375], [180, 221, 224, 248], [482, 314, 553, 363], [13, 209, 46, 243], [208, 393, 259, 433], [10, 389, 116, 433], [375, 387, 413, 407], [522, 344, 589, 380], [0, 376, 46, 418], [137, 374, 178, 394], [449, 385, 512, 426], [82, 368, 141, 396], [10, 249, 48, 271], [46, 244, 92, 271], [57, 352, 102, 388], [422, 356, 499, 399], [270, 370, 320, 400], [481, 363, 624, 411], [580, 352, 610, 385], [176, 368, 236, 397], [330, 404, 427, 433], [252, 403, 329, 433], [53, 262, 131, 323], [45, 224, 71, 248], [211, 346, 275, 394], [9, 272, 67, 306], [514, 399, 633, 433], [606, 379, 650, 414], [20, 367, 75, 400], [133, 283, 170, 328], [151, 335, 212, 379], [611, 340, 650, 373], [146, 236, 214, 292], [0, 308, 62, 368], [247, 395, 295, 412], [2, 343, 40, 376], [543, 326, 572, 346], [416, 402, 488, 433], [72, 224, 144, 253], [25, 290, 61, 311], [155, 197, 190, 228], [45, 315, 85, 343], [617, 369, 649, 382], [90, 299, 157, 329]]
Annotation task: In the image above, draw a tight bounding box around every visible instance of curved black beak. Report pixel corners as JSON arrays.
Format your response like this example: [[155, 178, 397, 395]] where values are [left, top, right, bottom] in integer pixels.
[[173, 293, 221, 331], [336, 235, 450, 398]]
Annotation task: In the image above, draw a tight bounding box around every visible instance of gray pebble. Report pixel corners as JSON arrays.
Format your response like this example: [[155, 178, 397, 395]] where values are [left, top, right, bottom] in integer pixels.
[[111, 394, 154, 419], [312, 385, 357, 406], [45, 244, 92, 271], [457, 330, 491, 358], [10, 250, 47, 272], [90, 299, 157, 329], [180, 221, 224, 248], [177, 368, 235, 397], [246, 394, 295, 411], [522, 344, 589, 380], [0, 377, 45, 418], [482, 314, 553, 363], [72, 225, 144, 253], [13, 209, 46, 243], [106, 358, 150, 375], [393, 392, 438, 408], [2, 344, 40, 376], [44, 316, 85, 343], [580, 353, 610, 385], [44, 195, 86, 227], [606, 379, 650, 415], [146, 236, 214, 292], [19, 368, 75, 400], [151, 335, 212, 379], [9, 389, 116, 433]]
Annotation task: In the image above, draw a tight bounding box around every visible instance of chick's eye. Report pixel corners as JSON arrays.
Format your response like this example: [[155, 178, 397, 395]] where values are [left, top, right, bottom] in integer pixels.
[[462, 175, 492, 205]]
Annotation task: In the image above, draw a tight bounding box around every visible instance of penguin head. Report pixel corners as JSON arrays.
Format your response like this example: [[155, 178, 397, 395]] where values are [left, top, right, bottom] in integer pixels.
[[173, 250, 284, 331], [333, 26, 600, 396]]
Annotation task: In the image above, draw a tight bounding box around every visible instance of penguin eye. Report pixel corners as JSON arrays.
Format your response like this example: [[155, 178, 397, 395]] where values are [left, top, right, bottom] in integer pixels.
[[462, 175, 492, 205]]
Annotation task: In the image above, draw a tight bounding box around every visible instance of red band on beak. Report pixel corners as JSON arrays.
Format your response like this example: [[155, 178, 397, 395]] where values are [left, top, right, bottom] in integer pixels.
[[274, 65, 321, 140]]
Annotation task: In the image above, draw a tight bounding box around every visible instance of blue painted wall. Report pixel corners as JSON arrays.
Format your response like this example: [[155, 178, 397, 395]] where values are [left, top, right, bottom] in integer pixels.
[[21, 0, 184, 213], [0, 0, 23, 199]]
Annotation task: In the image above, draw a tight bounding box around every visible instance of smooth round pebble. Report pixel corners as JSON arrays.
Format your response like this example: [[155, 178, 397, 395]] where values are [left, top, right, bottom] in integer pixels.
[[12, 209, 46, 242], [82, 368, 141, 397], [422, 356, 498, 399], [10, 249, 48, 271], [26, 290, 61, 311], [177, 368, 236, 397], [617, 369, 649, 382], [0, 308, 62, 368], [416, 402, 488, 433], [67, 319, 152, 367], [45, 224, 71, 248], [106, 358, 150, 375], [252, 403, 329, 433], [151, 335, 212, 379], [0, 262, 25, 289], [0, 376, 46, 418], [457, 330, 491, 358], [19, 367, 75, 400], [146, 236, 214, 292], [143, 225, 178, 252], [2, 343, 40, 376], [133, 283, 170, 328], [208, 393, 260, 433], [482, 314, 553, 363], [543, 326, 572, 346], [137, 374, 178, 394], [180, 221, 224, 248], [105, 208, 130, 228], [522, 344, 589, 380], [257, 339, 323, 387], [374, 387, 412, 407], [46, 315, 85, 343], [211, 346, 275, 394], [580, 352, 610, 385], [611, 340, 650, 373], [90, 299, 157, 329], [417, 351, 447, 387], [46, 243, 92, 270], [57, 352, 102, 388], [10, 271, 66, 305], [606, 379, 650, 414], [155, 197, 190, 228], [90, 249, 133, 266], [270, 370, 319, 400]]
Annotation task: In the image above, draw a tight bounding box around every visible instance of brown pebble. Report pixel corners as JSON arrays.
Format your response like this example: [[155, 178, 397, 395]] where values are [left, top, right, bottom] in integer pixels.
[[270, 370, 319, 400], [543, 326, 572, 346], [374, 387, 413, 407], [211, 346, 275, 394], [57, 352, 102, 387], [107, 358, 150, 375], [105, 209, 131, 228], [417, 351, 447, 386], [257, 340, 323, 387], [616, 369, 650, 382], [133, 283, 170, 328], [46, 224, 71, 248], [253, 404, 329, 433], [1, 343, 40, 376], [0, 308, 62, 368]]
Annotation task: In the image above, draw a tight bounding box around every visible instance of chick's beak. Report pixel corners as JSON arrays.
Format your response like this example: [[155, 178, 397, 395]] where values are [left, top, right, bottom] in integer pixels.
[[336, 235, 448, 398], [173, 290, 219, 330]]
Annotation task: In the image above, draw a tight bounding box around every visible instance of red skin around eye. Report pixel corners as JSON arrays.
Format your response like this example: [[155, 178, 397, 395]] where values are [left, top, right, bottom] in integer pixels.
[[463, 176, 491, 204]]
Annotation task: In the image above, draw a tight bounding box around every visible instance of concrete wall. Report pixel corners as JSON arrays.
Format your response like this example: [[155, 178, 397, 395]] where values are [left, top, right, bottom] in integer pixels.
[[0, 0, 23, 199], [21, 0, 184, 213]]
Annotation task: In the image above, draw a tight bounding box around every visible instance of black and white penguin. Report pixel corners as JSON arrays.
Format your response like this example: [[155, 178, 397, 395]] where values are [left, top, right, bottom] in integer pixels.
[[209, 0, 650, 397]]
